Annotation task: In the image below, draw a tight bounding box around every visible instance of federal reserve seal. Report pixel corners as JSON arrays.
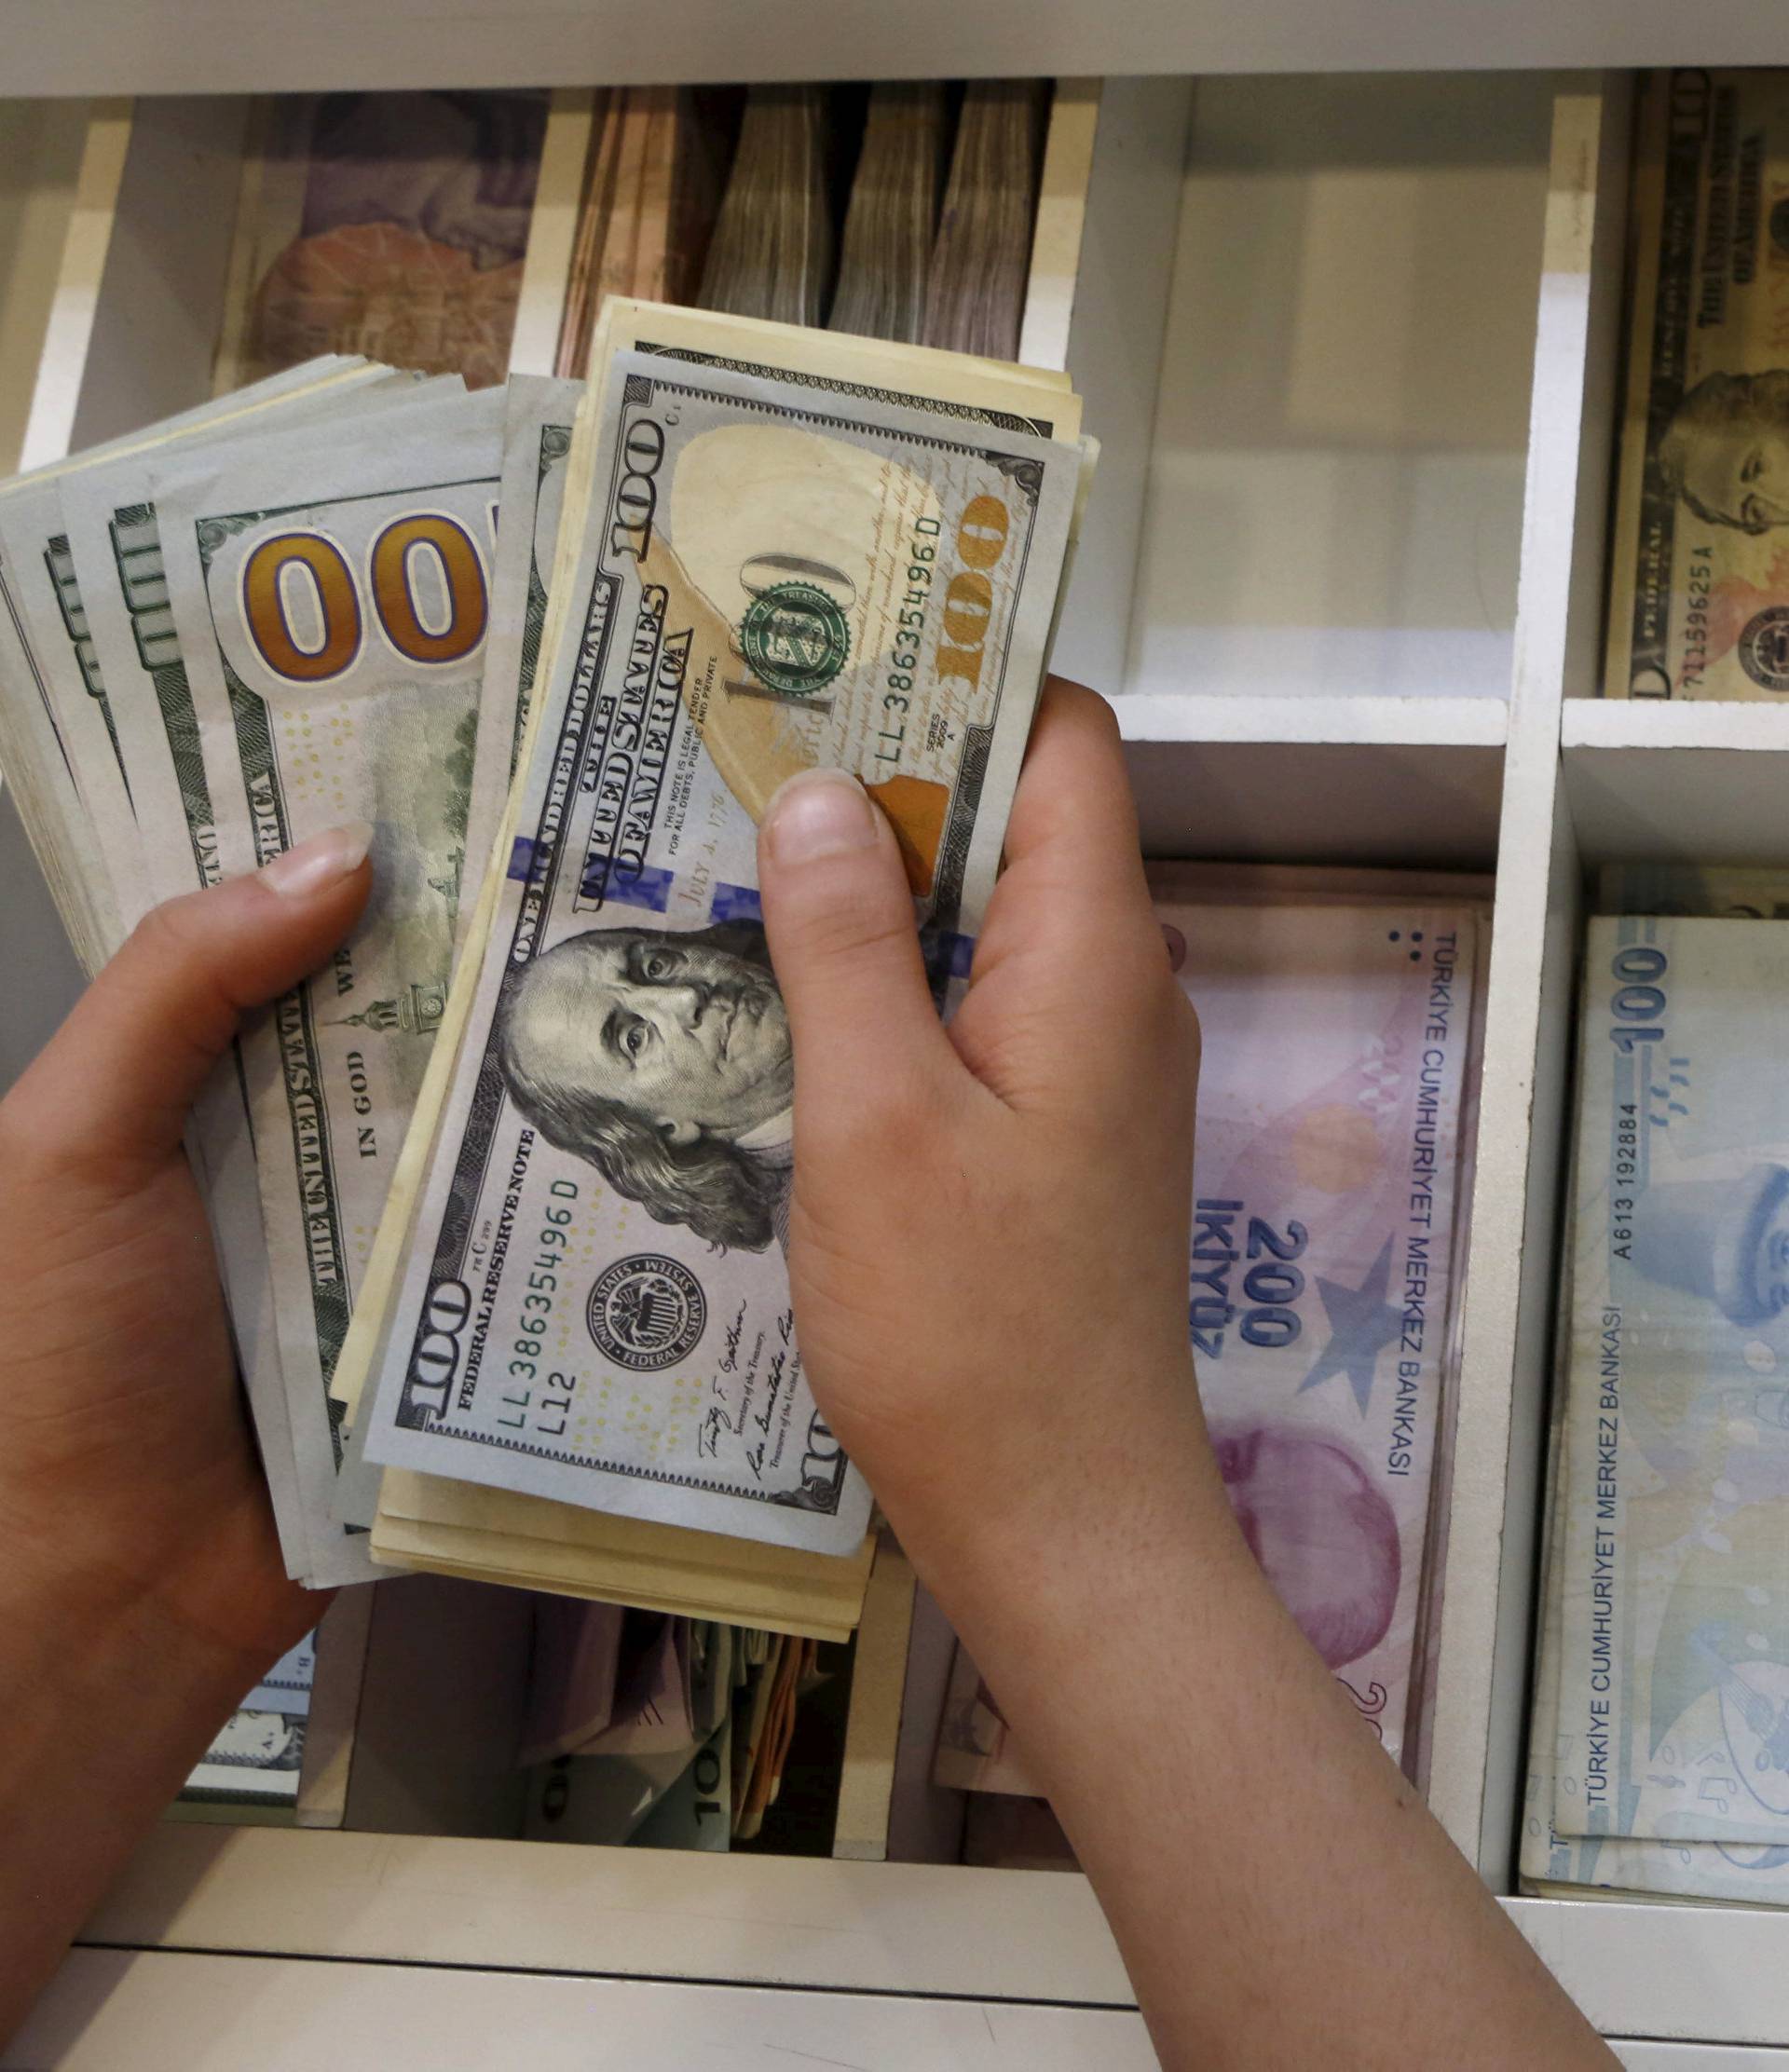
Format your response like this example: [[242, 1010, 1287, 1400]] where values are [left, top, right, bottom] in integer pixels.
[[1740, 606, 1789, 693], [738, 580, 850, 699], [586, 1255, 706, 1371]]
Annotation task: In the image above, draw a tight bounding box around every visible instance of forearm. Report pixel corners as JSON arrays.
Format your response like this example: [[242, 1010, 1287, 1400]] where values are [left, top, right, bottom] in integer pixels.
[[0, 1559, 260, 2043], [906, 1376, 1613, 2072]]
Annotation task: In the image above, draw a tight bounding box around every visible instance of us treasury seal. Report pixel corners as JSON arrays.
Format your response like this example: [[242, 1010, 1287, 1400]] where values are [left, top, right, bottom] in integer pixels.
[[586, 1254, 706, 1371], [1740, 605, 1789, 693], [738, 580, 850, 698]]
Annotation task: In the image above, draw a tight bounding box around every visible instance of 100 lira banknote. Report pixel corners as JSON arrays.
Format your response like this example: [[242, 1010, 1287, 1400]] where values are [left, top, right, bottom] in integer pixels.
[[1554, 917, 1789, 1846]]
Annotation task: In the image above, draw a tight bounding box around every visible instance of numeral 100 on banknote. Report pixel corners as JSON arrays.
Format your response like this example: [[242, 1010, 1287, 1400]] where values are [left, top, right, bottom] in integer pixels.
[[236, 513, 492, 685]]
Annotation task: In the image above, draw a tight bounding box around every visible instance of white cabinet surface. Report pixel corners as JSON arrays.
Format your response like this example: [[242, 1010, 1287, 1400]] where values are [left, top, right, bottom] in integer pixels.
[[5, 1951, 1161, 2072]]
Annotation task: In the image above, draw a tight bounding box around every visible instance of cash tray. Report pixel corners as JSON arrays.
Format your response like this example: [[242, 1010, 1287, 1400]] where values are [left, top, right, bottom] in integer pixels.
[[5, 64, 1788, 2057]]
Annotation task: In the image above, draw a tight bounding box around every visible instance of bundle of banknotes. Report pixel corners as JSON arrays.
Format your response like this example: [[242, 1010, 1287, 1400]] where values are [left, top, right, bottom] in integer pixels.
[[0, 302, 1088, 1650], [518, 1599, 818, 1849], [175, 1630, 316, 1820], [212, 79, 1050, 402], [935, 865, 1489, 1797], [1605, 69, 1789, 701], [1523, 867, 1789, 1906]]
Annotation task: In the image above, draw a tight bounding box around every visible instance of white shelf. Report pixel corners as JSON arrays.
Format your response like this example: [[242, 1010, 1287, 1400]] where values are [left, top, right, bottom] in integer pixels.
[[1116, 690, 1508, 747], [70, 1831, 1789, 2051], [1564, 699, 1789, 754], [82, 1829, 1135, 2006], [17, 1948, 1789, 2072], [1122, 74, 1553, 710], [2, 2, 1788, 97], [7, 1949, 1158, 2072], [1512, 1900, 1789, 2050]]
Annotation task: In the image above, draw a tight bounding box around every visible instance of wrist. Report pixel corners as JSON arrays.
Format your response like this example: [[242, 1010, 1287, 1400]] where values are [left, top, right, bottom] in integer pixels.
[[0, 1530, 269, 1760], [0, 1519, 277, 2046], [2, 1456, 316, 1682], [884, 1355, 1249, 1649]]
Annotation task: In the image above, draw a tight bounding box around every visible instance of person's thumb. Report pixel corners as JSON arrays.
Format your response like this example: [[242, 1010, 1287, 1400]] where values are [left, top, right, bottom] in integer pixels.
[[757, 771, 956, 1127], [3, 821, 374, 1179]]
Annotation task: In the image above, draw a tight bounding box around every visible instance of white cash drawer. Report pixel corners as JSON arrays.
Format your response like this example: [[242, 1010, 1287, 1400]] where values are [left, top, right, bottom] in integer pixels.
[[6, 65, 1789, 2055]]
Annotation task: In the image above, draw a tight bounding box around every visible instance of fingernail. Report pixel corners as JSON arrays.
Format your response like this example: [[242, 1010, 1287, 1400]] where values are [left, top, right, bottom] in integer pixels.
[[259, 820, 375, 899], [764, 770, 878, 867]]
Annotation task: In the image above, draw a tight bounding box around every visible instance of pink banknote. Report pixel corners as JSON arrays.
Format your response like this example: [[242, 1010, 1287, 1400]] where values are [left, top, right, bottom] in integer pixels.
[[935, 893, 1481, 1791]]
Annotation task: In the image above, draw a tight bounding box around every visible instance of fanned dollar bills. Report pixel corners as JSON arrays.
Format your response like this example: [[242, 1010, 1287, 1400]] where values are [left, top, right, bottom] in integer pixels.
[[0, 300, 1086, 1630], [1606, 70, 1789, 700], [936, 869, 1486, 1793]]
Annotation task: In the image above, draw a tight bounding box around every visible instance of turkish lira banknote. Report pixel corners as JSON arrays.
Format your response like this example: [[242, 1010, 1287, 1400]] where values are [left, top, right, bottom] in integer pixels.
[[215, 91, 550, 393], [1165, 896, 1479, 1765], [1607, 70, 1789, 699], [1525, 1393, 1789, 1902], [935, 1639, 1041, 1795], [937, 890, 1482, 1790], [1552, 917, 1789, 1846], [358, 318, 1083, 1552]]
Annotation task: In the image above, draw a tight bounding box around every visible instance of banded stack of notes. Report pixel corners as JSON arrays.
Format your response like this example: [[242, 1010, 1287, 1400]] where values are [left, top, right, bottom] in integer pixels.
[[1523, 867, 1789, 1908], [204, 80, 1058, 395], [935, 865, 1489, 1797], [0, 301, 1089, 1650], [518, 1598, 819, 1850], [174, 1631, 316, 1823], [516, 1544, 918, 1856]]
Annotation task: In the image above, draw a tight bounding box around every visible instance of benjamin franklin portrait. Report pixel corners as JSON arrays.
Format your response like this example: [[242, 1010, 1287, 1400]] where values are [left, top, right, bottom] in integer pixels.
[[498, 921, 795, 1250]]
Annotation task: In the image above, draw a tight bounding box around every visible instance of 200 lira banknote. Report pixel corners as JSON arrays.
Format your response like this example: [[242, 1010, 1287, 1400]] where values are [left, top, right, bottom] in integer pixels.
[[937, 890, 1482, 1788], [1161, 894, 1479, 1762]]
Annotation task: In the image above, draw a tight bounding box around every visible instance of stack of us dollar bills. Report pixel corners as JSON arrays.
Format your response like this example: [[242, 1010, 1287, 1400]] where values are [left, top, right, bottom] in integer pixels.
[[1523, 867, 1789, 1906], [0, 300, 1089, 1637]]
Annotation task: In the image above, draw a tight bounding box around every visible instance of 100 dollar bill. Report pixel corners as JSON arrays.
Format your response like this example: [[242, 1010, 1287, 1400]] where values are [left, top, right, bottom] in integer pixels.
[[359, 339, 1082, 1551], [141, 388, 512, 1583]]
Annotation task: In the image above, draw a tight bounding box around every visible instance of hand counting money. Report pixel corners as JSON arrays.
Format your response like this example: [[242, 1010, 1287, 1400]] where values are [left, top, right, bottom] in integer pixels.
[[0, 305, 1087, 1621], [351, 306, 1084, 1554]]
